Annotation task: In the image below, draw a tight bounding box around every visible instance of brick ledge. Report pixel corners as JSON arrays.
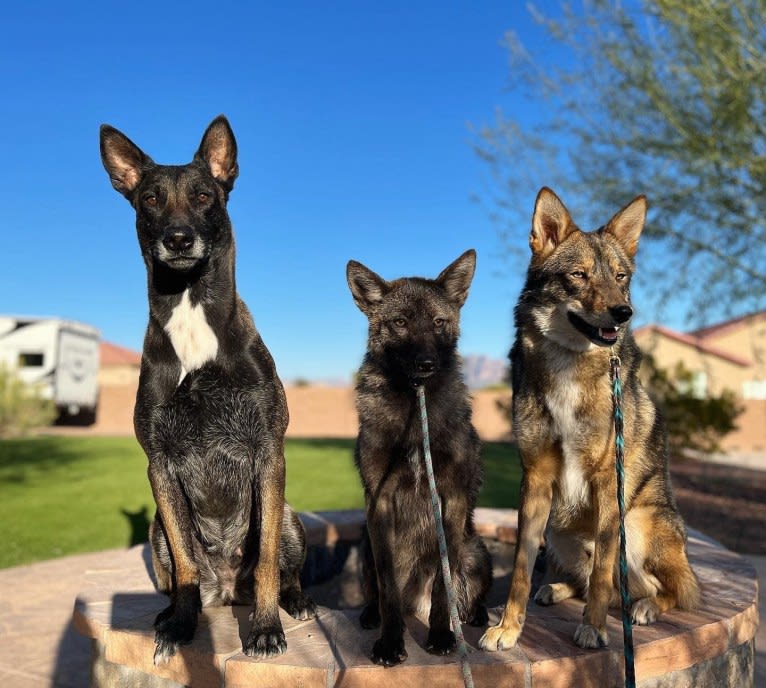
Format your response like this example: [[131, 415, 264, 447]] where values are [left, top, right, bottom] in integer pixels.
[[72, 509, 758, 687]]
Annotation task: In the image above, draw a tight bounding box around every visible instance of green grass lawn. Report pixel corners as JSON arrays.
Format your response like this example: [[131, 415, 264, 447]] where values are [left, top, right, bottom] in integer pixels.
[[0, 436, 520, 569]]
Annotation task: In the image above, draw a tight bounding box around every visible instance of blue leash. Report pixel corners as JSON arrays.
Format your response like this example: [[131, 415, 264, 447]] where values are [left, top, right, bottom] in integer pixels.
[[416, 385, 475, 688], [611, 356, 636, 688]]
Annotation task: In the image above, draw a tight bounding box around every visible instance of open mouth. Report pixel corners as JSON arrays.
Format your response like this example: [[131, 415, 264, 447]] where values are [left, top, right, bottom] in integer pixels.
[[567, 312, 620, 347]]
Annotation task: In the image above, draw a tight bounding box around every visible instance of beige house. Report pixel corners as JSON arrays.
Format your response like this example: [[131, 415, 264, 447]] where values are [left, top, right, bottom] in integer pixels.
[[635, 311, 766, 453], [99, 341, 142, 385]]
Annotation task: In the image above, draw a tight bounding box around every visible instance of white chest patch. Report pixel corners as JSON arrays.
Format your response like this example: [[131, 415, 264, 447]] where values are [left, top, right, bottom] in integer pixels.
[[545, 355, 589, 507], [164, 289, 219, 380]]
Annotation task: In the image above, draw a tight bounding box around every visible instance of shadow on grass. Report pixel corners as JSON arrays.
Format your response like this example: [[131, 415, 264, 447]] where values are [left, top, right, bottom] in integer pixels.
[[0, 435, 141, 483], [122, 505, 151, 547]]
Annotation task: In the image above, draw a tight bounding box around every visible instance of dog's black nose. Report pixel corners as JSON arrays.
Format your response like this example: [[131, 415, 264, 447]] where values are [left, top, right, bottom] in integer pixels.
[[163, 227, 195, 253], [415, 355, 436, 374], [609, 304, 633, 324]]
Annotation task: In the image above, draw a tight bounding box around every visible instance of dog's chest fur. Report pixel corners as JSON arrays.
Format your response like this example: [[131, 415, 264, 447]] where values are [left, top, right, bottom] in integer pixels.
[[525, 345, 610, 511], [542, 358, 591, 508], [164, 289, 219, 379]]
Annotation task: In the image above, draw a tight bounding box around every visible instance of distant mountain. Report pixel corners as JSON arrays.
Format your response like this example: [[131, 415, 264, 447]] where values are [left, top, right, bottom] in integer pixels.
[[461, 354, 508, 389]]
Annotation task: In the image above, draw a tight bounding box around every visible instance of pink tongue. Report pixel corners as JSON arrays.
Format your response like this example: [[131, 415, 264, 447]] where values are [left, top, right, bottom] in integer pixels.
[[599, 327, 618, 341]]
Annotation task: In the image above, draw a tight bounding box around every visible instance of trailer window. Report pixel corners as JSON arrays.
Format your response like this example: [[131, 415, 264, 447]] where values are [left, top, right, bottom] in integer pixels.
[[19, 352, 44, 367]]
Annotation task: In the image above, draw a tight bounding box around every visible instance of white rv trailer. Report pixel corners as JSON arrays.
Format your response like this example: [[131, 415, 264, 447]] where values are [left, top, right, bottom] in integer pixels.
[[0, 316, 100, 423]]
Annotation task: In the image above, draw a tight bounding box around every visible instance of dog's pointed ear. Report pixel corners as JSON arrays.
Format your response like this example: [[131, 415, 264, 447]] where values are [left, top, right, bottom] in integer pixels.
[[347, 260, 391, 315], [530, 187, 577, 258], [100, 125, 153, 198], [436, 249, 476, 308], [603, 195, 647, 259], [196, 115, 239, 191]]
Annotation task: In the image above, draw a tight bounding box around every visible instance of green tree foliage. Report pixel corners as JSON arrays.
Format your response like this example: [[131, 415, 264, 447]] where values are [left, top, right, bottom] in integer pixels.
[[477, 0, 766, 316], [642, 354, 743, 454], [0, 365, 57, 438]]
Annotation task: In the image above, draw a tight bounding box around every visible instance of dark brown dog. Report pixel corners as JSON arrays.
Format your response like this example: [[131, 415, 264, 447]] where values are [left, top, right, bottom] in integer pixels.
[[347, 250, 492, 666], [100, 116, 315, 664]]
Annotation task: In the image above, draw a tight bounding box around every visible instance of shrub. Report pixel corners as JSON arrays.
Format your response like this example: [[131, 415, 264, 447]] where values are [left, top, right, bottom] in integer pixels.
[[642, 355, 744, 455], [0, 365, 57, 438]]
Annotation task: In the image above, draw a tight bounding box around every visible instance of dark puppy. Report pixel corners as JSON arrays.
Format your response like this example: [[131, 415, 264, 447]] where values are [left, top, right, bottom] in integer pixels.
[[100, 116, 315, 664], [346, 250, 492, 667]]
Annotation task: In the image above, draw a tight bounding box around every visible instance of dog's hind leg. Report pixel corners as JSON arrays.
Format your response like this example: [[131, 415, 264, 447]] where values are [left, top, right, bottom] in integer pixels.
[[535, 581, 578, 605], [629, 514, 700, 625], [278, 505, 317, 620], [455, 534, 492, 627]]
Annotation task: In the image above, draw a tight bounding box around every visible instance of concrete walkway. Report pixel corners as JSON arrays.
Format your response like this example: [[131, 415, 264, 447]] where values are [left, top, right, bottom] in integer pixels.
[[0, 544, 762, 687]]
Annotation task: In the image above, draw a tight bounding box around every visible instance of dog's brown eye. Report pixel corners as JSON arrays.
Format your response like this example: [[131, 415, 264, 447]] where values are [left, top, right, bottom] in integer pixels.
[[144, 195, 157, 207], [393, 318, 407, 328], [570, 270, 586, 279], [197, 192, 210, 203], [434, 317, 445, 328], [616, 272, 627, 282]]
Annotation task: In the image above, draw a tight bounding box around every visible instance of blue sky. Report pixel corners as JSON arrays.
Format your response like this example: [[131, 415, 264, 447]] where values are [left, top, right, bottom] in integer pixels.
[[0, 1, 671, 382]]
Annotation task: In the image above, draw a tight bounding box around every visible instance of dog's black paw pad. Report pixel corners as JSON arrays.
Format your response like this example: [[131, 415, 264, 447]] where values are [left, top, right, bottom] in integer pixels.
[[465, 604, 489, 627], [426, 628, 456, 655], [281, 591, 318, 620], [371, 636, 407, 666], [244, 626, 287, 659], [359, 604, 381, 629]]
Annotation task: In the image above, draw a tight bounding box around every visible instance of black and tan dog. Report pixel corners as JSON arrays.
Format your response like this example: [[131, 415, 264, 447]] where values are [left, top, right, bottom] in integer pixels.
[[100, 116, 315, 663], [480, 188, 699, 653], [346, 250, 492, 666]]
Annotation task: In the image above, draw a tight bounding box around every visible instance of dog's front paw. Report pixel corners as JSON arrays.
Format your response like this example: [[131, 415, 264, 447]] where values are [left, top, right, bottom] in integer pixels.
[[360, 603, 381, 629], [244, 623, 287, 659], [478, 622, 521, 652], [573, 623, 608, 649], [153, 605, 198, 665], [426, 628, 456, 655], [281, 590, 318, 621], [371, 634, 408, 666], [631, 597, 659, 625]]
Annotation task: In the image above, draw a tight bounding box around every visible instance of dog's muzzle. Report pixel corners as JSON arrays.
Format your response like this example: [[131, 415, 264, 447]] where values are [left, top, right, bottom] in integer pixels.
[[155, 226, 205, 270], [567, 306, 632, 347], [409, 354, 437, 387]]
